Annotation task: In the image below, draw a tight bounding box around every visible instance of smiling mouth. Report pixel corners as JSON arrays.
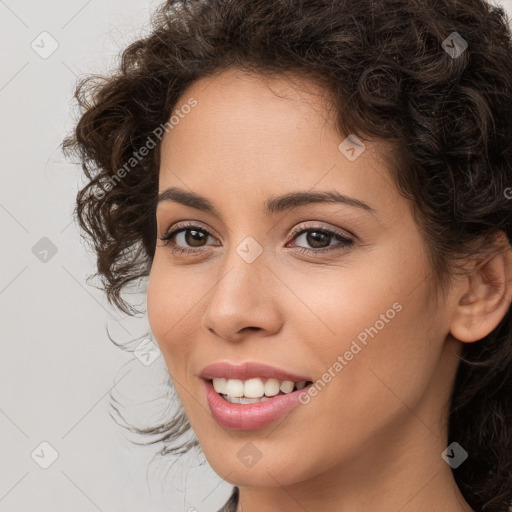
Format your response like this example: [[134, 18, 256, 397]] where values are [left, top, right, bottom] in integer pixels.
[[209, 377, 314, 404]]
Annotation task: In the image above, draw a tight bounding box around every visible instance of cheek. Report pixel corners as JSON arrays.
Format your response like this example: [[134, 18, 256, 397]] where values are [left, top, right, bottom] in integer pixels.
[[318, 280, 440, 422], [146, 258, 200, 375], [273, 279, 441, 475], [294, 245, 441, 413], [284, 249, 428, 361]]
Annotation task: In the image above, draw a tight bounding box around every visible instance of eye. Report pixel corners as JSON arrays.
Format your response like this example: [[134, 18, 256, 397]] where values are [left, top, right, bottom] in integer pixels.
[[288, 224, 354, 254], [157, 222, 354, 256], [158, 222, 219, 254]]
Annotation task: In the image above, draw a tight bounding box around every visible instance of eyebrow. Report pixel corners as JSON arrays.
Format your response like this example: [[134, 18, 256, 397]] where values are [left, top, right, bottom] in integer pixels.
[[157, 186, 377, 216]]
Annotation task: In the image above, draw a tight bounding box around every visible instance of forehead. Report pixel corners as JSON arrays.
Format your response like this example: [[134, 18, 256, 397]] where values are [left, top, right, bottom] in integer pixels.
[[157, 67, 400, 221], [162, 68, 338, 157]]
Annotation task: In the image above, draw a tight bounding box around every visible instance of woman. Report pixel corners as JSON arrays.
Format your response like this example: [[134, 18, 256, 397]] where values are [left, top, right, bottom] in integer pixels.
[[63, 0, 512, 510]]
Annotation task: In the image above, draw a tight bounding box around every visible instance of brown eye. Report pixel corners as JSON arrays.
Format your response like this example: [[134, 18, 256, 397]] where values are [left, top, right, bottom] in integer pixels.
[[291, 227, 353, 254], [182, 228, 208, 247], [304, 230, 332, 249], [158, 224, 218, 253]]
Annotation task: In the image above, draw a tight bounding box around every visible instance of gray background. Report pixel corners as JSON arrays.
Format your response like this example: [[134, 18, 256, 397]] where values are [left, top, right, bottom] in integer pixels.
[[1, 1, 512, 511]]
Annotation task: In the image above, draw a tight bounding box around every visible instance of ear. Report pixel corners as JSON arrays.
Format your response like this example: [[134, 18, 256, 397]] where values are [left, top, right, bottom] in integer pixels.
[[450, 231, 512, 343]]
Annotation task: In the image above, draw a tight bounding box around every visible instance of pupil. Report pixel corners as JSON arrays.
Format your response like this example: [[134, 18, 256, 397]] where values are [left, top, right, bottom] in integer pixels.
[[186, 229, 206, 247], [307, 231, 329, 248]]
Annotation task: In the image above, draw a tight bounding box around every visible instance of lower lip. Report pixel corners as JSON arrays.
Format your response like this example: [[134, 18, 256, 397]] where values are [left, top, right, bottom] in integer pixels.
[[203, 379, 309, 430]]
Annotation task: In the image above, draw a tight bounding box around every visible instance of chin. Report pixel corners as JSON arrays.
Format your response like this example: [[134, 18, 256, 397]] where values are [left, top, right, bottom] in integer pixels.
[[196, 431, 317, 488]]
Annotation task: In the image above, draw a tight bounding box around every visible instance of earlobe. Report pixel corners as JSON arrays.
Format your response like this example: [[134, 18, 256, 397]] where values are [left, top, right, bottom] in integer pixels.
[[450, 231, 512, 343]]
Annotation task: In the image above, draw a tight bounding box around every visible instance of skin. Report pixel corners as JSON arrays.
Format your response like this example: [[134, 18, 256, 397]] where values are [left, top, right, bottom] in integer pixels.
[[146, 67, 512, 512]]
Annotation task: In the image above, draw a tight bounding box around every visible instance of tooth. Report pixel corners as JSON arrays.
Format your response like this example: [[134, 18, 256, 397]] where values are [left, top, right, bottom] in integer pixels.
[[264, 378, 280, 396], [239, 397, 262, 404], [225, 379, 244, 397], [225, 396, 241, 404], [280, 380, 294, 393], [244, 378, 265, 398], [212, 378, 227, 394], [260, 396, 270, 402], [295, 380, 306, 390]]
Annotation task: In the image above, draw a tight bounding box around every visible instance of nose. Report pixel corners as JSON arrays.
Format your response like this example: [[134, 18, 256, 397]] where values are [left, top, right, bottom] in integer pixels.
[[201, 245, 283, 342]]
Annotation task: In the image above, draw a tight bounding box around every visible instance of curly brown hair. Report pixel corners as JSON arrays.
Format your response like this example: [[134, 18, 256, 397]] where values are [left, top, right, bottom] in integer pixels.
[[62, 0, 512, 509]]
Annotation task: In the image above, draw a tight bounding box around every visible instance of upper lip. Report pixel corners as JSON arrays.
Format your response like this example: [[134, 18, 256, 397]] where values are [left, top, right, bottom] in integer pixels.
[[200, 361, 311, 382]]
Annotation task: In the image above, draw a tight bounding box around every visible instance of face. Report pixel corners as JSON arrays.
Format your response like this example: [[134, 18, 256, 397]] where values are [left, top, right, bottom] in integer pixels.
[[147, 68, 461, 488]]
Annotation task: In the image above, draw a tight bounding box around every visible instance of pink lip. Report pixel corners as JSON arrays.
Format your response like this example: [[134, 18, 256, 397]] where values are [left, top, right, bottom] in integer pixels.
[[202, 379, 310, 430], [200, 361, 312, 430], [199, 361, 311, 382]]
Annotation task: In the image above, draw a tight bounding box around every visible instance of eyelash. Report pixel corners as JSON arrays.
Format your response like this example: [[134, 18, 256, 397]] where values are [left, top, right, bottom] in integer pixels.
[[158, 222, 354, 256]]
